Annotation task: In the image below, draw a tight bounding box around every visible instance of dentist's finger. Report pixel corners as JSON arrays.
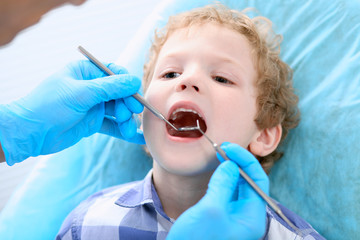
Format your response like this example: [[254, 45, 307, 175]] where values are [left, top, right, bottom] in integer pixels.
[[75, 74, 141, 111], [100, 117, 145, 144], [202, 160, 240, 205], [123, 96, 144, 114], [220, 142, 269, 198], [114, 99, 132, 122], [67, 60, 129, 80], [119, 116, 138, 140]]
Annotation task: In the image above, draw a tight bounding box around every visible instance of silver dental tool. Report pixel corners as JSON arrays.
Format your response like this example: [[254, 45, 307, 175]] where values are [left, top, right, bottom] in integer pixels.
[[181, 120, 302, 236], [78, 46, 301, 236], [78, 45, 178, 131]]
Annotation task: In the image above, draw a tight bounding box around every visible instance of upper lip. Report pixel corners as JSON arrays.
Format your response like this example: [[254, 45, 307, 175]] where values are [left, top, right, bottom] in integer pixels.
[[167, 101, 206, 123]]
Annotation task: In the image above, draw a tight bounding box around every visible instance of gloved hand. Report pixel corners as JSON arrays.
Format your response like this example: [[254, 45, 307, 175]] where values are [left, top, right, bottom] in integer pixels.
[[0, 60, 144, 166], [167, 142, 269, 240]]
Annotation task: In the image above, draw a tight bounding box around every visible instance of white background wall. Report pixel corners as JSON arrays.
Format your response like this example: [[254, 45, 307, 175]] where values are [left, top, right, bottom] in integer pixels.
[[0, 0, 161, 210]]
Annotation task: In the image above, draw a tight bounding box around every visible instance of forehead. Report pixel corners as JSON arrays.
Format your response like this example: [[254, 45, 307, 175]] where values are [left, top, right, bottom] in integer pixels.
[[161, 23, 253, 59]]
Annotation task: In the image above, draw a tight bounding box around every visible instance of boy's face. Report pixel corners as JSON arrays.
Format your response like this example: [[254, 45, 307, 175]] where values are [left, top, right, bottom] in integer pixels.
[[143, 23, 261, 176]]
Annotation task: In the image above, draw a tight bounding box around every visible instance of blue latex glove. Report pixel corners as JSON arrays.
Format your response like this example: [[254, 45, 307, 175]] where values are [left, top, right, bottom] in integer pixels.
[[167, 142, 269, 240], [0, 60, 144, 166]]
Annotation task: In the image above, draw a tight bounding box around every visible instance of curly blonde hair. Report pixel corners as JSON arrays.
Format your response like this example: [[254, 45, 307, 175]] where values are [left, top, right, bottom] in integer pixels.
[[143, 4, 300, 174]]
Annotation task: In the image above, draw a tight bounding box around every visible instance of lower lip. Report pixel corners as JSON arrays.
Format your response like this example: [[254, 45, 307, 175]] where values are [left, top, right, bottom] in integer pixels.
[[166, 132, 202, 143]]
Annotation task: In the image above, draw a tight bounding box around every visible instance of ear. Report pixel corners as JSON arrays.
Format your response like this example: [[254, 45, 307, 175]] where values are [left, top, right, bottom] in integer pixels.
[[248, 124, 282, 157]]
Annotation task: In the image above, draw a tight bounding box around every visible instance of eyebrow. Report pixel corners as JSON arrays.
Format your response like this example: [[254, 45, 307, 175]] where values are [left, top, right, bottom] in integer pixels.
[[160, 52, 246, 67], [210, 55, 251, 79], [157, 52, 182, 63]]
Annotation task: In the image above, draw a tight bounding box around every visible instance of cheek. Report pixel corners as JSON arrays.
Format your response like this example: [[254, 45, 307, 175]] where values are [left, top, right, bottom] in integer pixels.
[[212, 93, 258, 147], [144, 81, 167, 108], [142, 82, 168, 145]]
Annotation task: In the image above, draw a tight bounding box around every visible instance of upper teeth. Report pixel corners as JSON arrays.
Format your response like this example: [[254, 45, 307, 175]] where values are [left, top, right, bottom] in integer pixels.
[[172, 108, 201, 117]]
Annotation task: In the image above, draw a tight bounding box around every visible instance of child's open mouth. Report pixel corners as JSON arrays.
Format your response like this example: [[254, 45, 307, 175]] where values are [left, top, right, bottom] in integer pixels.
[[166, 108, 207, 138]]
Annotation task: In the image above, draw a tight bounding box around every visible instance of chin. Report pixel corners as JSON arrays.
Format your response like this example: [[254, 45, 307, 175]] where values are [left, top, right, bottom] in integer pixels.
[[153, 150, 219, 177]]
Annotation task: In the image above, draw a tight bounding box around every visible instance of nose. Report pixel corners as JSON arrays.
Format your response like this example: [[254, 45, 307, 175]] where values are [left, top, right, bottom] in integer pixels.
[[176, 83, 199, 92], [175, 74, 201, 93]]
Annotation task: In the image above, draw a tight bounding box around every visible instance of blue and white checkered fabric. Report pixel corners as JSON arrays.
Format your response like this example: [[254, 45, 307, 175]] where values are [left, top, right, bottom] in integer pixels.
[[56, 170, 324, 240], [56, 171, 172, 240]]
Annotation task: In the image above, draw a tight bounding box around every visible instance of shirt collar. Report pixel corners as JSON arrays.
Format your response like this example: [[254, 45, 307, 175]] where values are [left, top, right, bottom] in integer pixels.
[[114, 169, 170, 221], [115, 170, 154, 207]]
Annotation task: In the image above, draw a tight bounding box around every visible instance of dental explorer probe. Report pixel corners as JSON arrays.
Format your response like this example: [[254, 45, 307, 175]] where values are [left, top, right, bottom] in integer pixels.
[[78, 46, 302, 236], [78, 46, 178, 131], [179, 120, 302, 236]]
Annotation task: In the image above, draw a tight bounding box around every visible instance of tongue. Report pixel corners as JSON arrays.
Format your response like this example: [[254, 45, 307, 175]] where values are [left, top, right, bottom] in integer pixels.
[[167, 111, 207, 138]]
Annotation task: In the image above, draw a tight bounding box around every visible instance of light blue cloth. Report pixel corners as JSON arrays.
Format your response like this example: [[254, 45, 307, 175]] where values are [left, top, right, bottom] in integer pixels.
[[0, 0, 359, 239]]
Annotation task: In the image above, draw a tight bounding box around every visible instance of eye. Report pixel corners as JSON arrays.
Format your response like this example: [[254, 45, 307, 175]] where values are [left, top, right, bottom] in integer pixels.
[[163, 72, 181, 79], [213, 76, 234, 85]]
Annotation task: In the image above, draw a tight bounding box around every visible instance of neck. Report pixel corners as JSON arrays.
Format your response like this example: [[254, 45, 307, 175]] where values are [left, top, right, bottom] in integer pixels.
[[152, 162, 213, 220]]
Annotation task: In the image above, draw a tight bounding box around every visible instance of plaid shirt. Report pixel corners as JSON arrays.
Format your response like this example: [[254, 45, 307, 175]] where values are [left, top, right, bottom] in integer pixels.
[[56, 170, 324, 240]]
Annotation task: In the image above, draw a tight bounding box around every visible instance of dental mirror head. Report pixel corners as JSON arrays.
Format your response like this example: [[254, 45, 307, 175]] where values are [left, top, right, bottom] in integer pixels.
[[177, 119, 202, 132]]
